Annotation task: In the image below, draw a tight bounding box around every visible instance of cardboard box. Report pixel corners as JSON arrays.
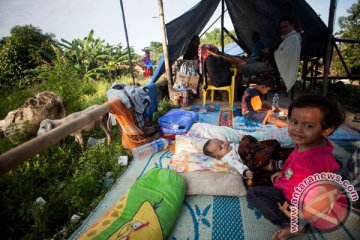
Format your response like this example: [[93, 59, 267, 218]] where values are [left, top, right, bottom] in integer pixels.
[[175, 72, 200, 91]]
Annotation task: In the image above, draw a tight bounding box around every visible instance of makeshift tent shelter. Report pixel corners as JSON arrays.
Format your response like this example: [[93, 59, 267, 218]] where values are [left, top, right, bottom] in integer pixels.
[[149, 0, 329, 85]]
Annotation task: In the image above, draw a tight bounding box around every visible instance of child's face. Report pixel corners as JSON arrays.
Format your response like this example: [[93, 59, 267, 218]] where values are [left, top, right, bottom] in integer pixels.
[[288, 107, 330, 150], [206, 139, 232, 159], [259, 85, 271, 94]]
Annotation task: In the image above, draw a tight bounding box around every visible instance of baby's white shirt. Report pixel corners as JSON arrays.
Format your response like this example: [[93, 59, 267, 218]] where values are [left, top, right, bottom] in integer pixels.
[[221, 143, 249, 178]]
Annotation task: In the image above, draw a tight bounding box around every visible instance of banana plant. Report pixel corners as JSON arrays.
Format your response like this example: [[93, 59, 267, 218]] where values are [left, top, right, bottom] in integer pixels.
[[56, 30, 135, 81]]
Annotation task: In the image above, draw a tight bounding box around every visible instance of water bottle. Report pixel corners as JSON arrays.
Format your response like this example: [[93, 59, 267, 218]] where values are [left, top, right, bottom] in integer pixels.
[[132, 138, 170, 159], [272, 93, 280, 108]]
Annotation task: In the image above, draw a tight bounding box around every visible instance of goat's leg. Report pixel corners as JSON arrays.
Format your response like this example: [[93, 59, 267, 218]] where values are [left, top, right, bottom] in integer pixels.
[[101, 115, 112, 145], [74, 133, 85, 150], [100, 124, 112, 145]]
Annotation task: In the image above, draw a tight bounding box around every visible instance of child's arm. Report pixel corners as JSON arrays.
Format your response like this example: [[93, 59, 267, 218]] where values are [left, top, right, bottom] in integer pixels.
[[222, 155, 250, 179], [271, 171, 282, 183]]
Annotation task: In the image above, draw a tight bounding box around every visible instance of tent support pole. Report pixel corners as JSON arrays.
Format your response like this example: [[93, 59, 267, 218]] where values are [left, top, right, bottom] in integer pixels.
[[323, 0, 337, 95], [157, 0, 172, 91], [119, 0, 135, 85], [221, 0, 225, 52]]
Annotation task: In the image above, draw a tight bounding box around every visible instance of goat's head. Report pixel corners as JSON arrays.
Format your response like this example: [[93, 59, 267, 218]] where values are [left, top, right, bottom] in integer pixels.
[[37, 119, 53, 136]]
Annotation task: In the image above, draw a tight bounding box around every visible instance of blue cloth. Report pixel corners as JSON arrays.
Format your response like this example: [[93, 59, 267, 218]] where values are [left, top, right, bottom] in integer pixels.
[[250, 40, 264, 58], [144, 82, 158, 118]]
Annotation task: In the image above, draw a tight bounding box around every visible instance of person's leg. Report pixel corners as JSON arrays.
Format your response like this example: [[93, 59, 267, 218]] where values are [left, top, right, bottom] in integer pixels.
[[243, 111, 267, 124], [246, 186, 289, 226], [267, 115, 288, 128], [272, 225, 307, 240], [242, 62, 272, 76]]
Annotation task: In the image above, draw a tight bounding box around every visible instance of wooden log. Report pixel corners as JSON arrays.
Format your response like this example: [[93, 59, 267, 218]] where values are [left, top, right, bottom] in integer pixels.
[[0, 104, 112, 175]]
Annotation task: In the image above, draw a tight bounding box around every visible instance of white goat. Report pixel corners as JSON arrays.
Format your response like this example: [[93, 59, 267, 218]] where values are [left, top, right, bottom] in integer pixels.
[[37, 105, 111, 149]]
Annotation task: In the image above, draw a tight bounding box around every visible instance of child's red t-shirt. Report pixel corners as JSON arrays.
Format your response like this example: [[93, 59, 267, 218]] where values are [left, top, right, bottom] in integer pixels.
[[273, 138, 340, 201]]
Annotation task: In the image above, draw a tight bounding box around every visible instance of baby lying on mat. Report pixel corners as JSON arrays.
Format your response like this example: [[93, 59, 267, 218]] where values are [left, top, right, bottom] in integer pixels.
[[203, 138, 254, 180], [203, 135, 293, 186]]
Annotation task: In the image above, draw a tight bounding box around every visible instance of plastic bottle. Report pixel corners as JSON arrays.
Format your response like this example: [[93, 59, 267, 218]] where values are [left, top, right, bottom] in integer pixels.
[[132, 138, 170, 159], [272, 93, 280, 108]]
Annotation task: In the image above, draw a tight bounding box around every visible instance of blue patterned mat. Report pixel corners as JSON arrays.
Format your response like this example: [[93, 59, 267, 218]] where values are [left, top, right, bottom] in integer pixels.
[[70, 149, 360, 240]]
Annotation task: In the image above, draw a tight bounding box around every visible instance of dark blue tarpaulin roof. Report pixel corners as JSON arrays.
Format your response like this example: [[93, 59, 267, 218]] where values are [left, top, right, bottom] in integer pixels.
[[149, 0, 328, 84]]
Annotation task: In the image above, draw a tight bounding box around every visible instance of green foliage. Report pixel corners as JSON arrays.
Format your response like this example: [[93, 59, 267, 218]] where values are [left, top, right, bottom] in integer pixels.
[[0, 25, 57, 94], [37, 62, 86, 112], [58, 30, 136, 81], [328, 81, 360, 109], [0, 141, 128, 239], [153, 97, 175, 122], [149, 41, 163, 64], [201, 28, 236, 48], [333, 1, 360, 75], [0, 88, 36, 118]]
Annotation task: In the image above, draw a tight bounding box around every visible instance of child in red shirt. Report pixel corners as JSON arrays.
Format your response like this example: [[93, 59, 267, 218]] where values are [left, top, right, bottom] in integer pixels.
[[246, 95, 345, 240]]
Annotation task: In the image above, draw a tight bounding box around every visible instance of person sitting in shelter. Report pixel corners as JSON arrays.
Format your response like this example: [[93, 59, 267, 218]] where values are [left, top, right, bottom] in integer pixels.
[[281, 1, 302, 33], [183, 35, 200, 60], [246, 32, 265, 64], [241, 17, 301, 92], [241, 77, 288, 128]]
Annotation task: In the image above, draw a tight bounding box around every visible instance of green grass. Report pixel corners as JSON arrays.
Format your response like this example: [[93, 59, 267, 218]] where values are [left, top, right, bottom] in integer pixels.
[[0, 75, 136, 239]]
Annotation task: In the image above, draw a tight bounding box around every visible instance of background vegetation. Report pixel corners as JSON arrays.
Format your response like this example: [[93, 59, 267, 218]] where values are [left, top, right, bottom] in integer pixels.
[[332, 0, 360, 76], [0, 25, 150, 239]]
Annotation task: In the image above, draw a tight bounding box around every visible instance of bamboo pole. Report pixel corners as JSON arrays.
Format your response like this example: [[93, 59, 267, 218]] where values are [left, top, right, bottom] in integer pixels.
[[0, 104, 112, 175], [157, 0, 172, 90], [119, 0, 136, 85], [323, 0, 337, 95], [221, 0, 225, 52]]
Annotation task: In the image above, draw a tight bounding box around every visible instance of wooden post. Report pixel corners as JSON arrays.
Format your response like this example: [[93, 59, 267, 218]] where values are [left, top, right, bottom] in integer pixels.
[[221, 0, 225, 52], [323, 0, 337, 95], [157, 0, 172, 91], [0, 104, 112, 175], [119, 0, 136, 85]]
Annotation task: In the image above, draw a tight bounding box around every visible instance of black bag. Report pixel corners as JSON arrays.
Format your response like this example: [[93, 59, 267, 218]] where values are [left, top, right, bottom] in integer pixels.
[[205, 55, 231, 87]]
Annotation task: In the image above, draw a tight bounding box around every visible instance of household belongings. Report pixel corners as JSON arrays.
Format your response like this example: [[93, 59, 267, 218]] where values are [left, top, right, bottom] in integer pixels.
[[171, 60, 200, 106], [158, 109, 198, 136], [106, 99, 153, 150], [132, 138, 170, 159], [107, 84, 151, 130], [205, 55, 231, 87], [77, 168, 185, 240]]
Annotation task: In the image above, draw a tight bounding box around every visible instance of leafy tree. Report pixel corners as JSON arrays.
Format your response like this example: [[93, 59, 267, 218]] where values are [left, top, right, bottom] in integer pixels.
[[0, 25, 57, 94], [149, 41, 163, 64], [333, 1, 360, 75], [201, 28, 236, 48], [58, 30, 135, 80]]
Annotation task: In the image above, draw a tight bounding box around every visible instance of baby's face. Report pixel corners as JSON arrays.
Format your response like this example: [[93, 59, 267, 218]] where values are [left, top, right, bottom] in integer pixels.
[[206, 139, 232, 159]]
